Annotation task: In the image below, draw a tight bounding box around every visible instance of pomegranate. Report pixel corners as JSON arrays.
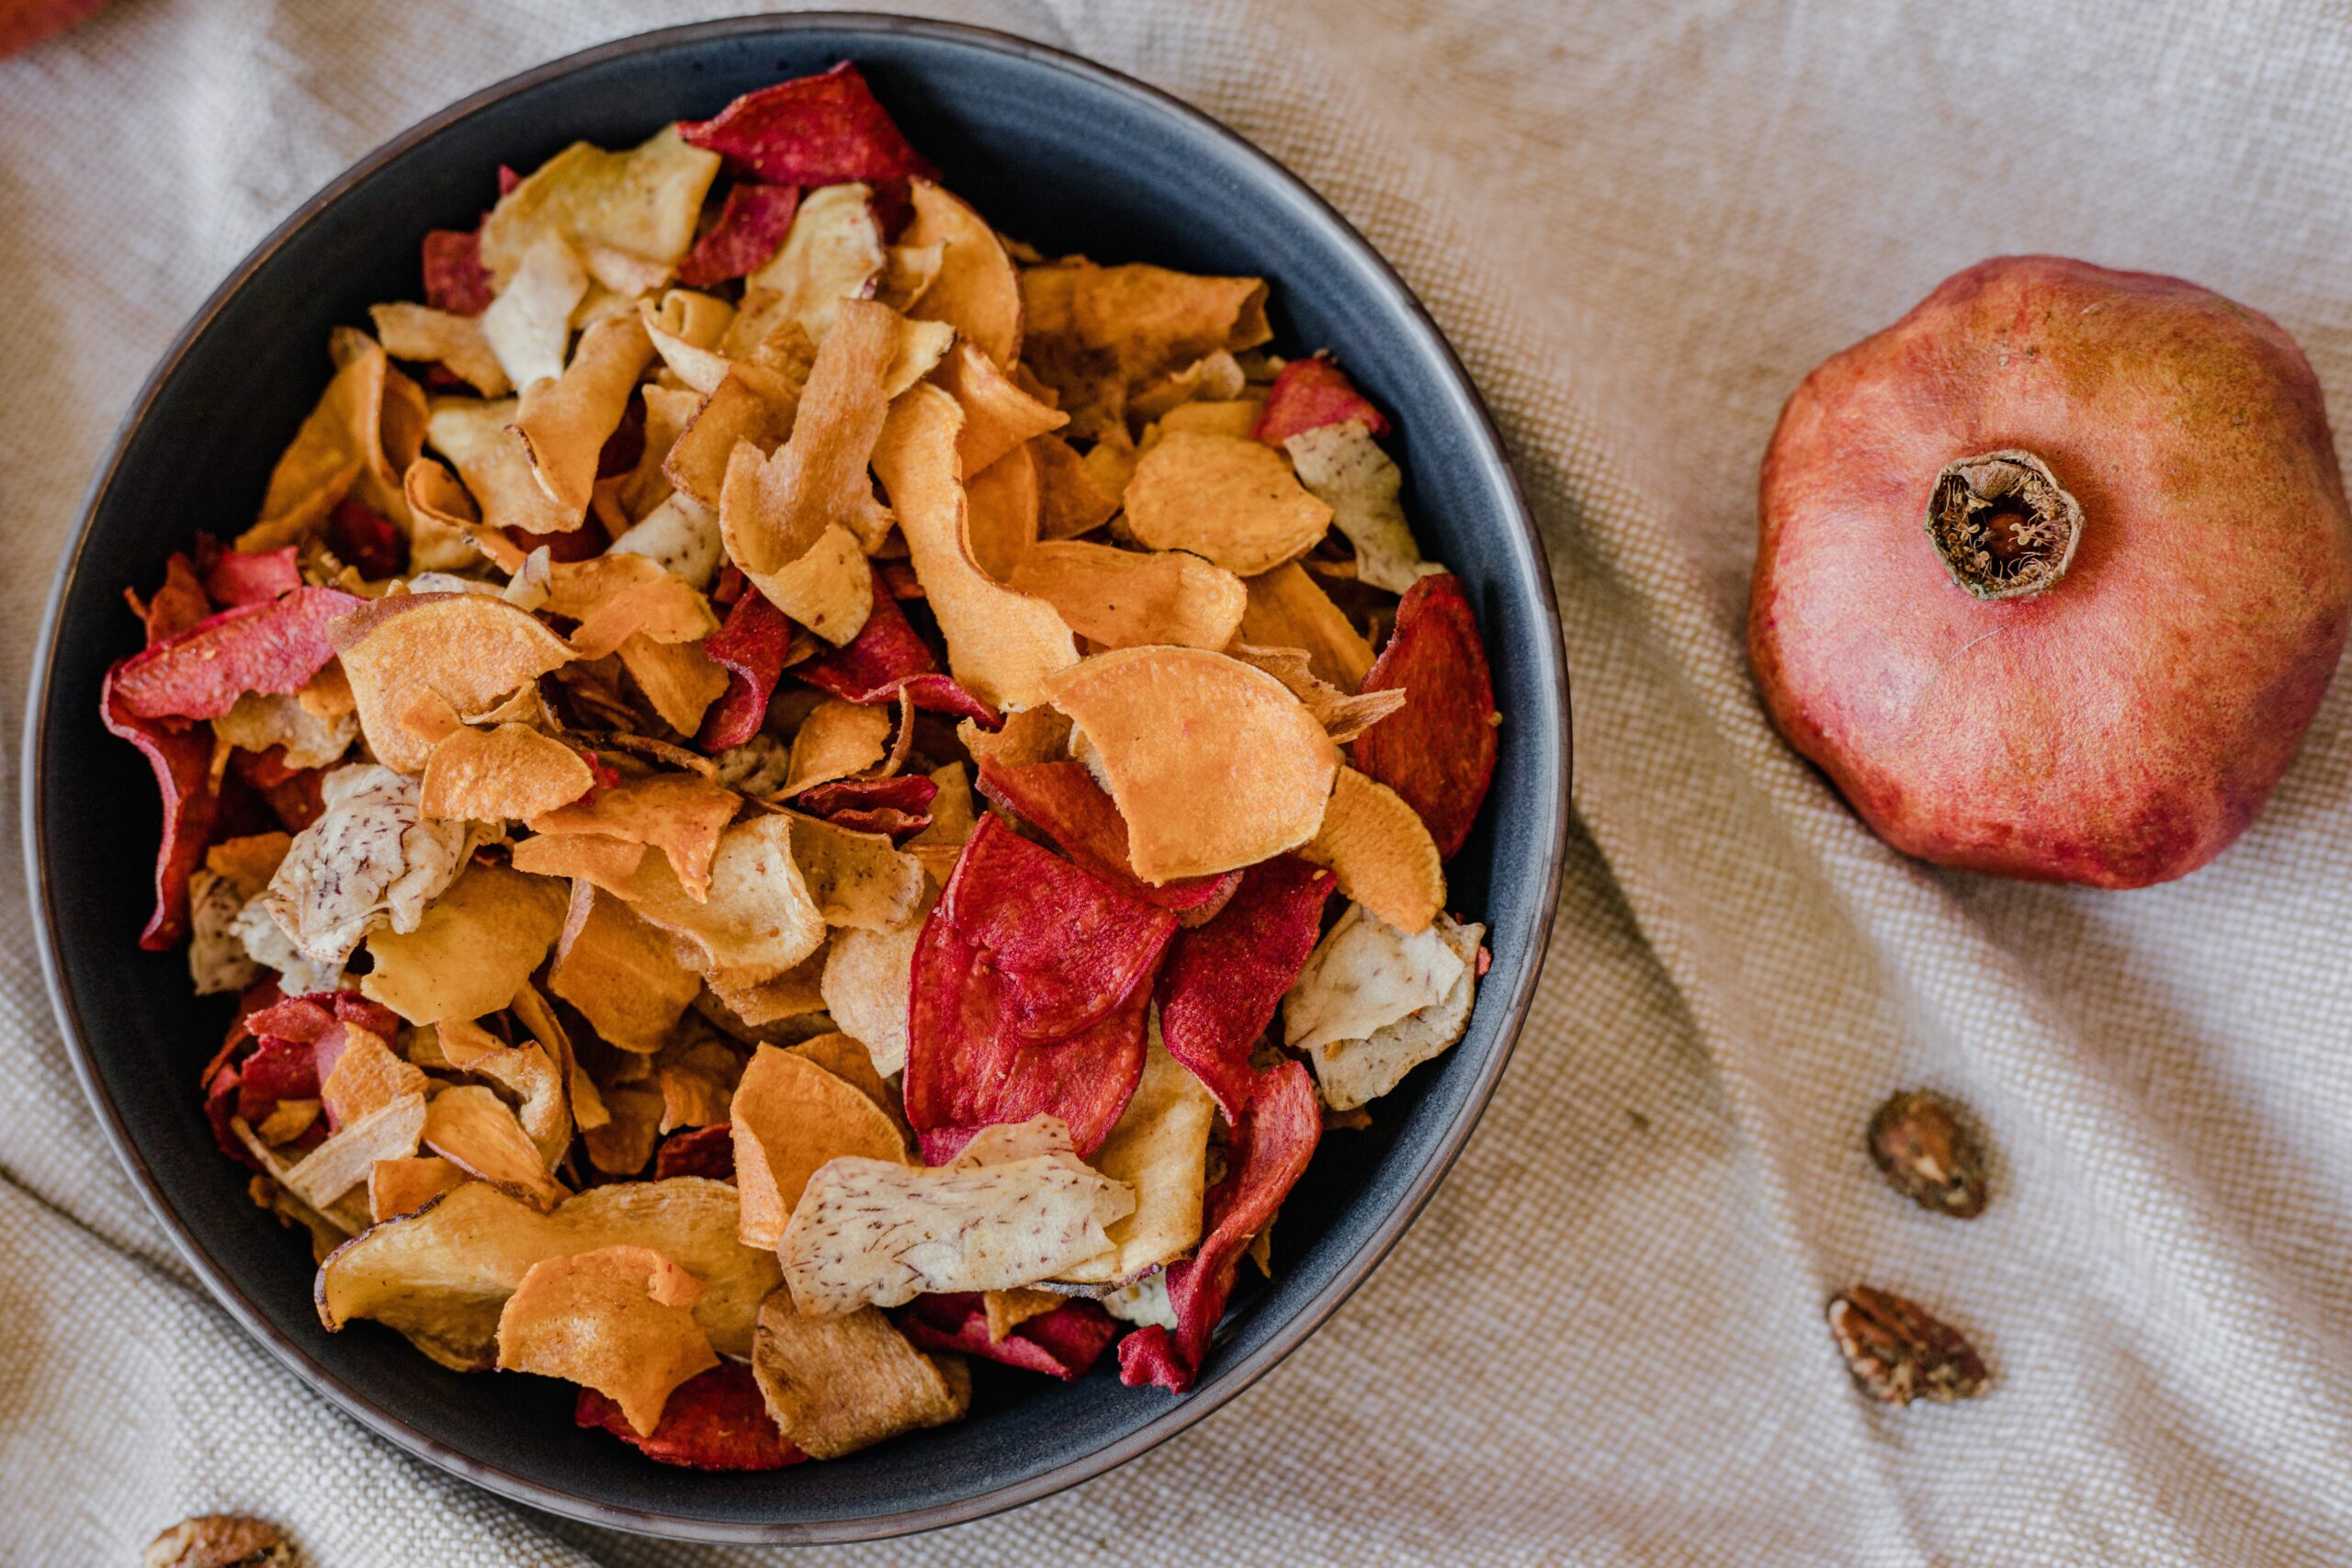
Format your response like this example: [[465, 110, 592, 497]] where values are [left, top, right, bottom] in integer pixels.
[[1751, 256, 2352, 887]]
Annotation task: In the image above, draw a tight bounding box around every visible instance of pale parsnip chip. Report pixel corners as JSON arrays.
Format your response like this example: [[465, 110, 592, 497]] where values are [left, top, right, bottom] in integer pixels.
[[616, 634, 729, 736], [619, 379, 696, 520], [527, 771, 740, 899], [257, 763, 472, 966], [214, 692, 356, 771], [420, 724, 593, 822], [1041, 646, 1339, 882], [1123, 431, 1332, 578], [1223, 645, 1407, 743], [242, 327, 417, 551], [1283, 901, 1467, 1056], [752, 1295, 967, 1460], [902, 761, 975, 886], [778, 1154, 1134, 1314], [479, 127, 719, 288], [497, 1245, 717, 1438], [424, 1083, 570, 1210], [611, 491, 723, 589], [1034, 433, 1119, 541], [334, 591, 573, 772], [613, 813, 825, 982], [1283, 419, 1444, 594], [819, 915, 924, 1078], [934, 340, 1066, 477], [360, 862, 568, 1025], [281, 1090, 426, 1213], [963, 442, 1038, 584], [872, 385, 1076, 708], [511, 313, 655, 519], [437, 1018, 571, 1168], [319, 1177, 773, 1370], [782, 698, 892, 795], [730, 1044, 910, 1248], [371, 301, 511, 397], [1240, 560, 1375, 690], [551, 882, 702, 1054], [369, 1155, 466, 1224], [786, 813, 926, 931], [1057, 1027, 1216, 1283], [1300, 766, 1444, 932], [424, 397, 577, 541], [1008, 539, 1246, 650], [481, 235, 588, 391], [320, 1029, 427, 1128], [640, 289, 741, 394], [735, 182, 885, 349], [901, 178, 1023, 369], [1300, 915, 1484, 1111], [541, 552, 718, 660], [704, 945, 831, 1032]]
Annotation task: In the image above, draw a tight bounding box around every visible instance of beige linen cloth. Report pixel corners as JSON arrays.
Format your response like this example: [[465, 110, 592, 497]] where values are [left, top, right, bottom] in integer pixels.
[[5, 1, 2351, 1562]]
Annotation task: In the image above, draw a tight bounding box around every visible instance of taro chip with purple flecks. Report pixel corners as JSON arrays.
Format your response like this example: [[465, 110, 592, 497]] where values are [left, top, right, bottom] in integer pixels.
[[677, 182, 801, 288], [1351, 572, 1498, 861], [679, 62, 935, 186], [1155, 854, 1335, 1121], [897, 1292, 1119, 1380], [110, 586, 364, 722], [576, 1360, 805, 1471], [1251, 353, 1392, 446]]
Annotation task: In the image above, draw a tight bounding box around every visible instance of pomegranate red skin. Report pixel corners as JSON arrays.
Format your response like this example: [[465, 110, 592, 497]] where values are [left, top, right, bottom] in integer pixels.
[[1752, 256, 2352, 887]]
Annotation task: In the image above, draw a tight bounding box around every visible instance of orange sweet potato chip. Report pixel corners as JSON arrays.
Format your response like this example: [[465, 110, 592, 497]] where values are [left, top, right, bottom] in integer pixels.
[[402, 455, 513, 572], [333, 592, 573, 772], [528, 771, 741, 900], [437, 1018, 573, 1168], [1007, 540, 1245, 650], [782, 697, 892, 795], [1041, 647, 1339, 882], [425, 1083, 571, 1210], [551, 882, 703, 1054], [901, 179, 1023, 369], [1019, 260, 1268, 440], [616, 634, 730, 737], [1033, 434, 1118, 541], [1122, 432, 1332, 578], [718, 439, 875, 648], [206, 831, 293, 898], [371, 302, 511, 398], [963, 443, 1038, 584], [368, 1155, 466, 1224], [496, 1244, 718, 1437], [424, 396, 577, 539], [729, 1043, 909, 1248], [420, 724, 594, 821], [512, 833, 649, 892], [1238, 562, 1375, 690], [933, 341, 1066, 478], [1225, 645, 1407, 743], [1299, 765, 1444, 932], [320, 1028, 428, 1129], [359, 863, 569, 1025], [542, 550, 718, 660], [870, 385, 1076, 708], [664, 371, 792, 509]]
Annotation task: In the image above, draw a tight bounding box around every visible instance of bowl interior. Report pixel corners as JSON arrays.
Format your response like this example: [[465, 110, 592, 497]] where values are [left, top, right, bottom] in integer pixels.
[[28, 16, 1565, 1542]]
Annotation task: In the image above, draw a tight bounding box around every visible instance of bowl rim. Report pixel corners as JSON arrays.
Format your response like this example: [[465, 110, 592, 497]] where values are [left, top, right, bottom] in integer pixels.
[[21, 10, 1568, 1545]]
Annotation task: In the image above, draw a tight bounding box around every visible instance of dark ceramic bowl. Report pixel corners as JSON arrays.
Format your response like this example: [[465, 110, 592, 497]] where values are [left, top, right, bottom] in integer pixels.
[[24, 13, 1566, 1544]]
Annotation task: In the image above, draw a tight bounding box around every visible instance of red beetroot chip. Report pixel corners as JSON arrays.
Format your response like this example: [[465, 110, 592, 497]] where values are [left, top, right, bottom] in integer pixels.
[[112, 586, 364, 723], [820, 807, 930, 838], [100, 659, 220, 951], [326, 499, 404, 581], [203, 546, 302, 607], [576, 1361, 804, 1471], [796, 577, 1000, 728], [897, 1293, 1119, 1380], [795, 774, 936, 819], [1351, 573, 1498, 860], [974, 759, 1239, 921], [1252, 355, 1393, 446], [654, 1122, 737, 1182], [245, 990, 397, 1045], [1155, 856, 1336, 1120], [597, 392, 648, 480], [1118, 1060, 1321, 1393], [234, 1037, 320, 1124], [679, 62, 935, 186], [137, 553, 213, 645], [677, 181, 801, 288], [695, 587, 794, 750], [876, 559, 923, 601], [906, 815, 1175, 1157], [229, 751, 328, 832], [420, 228, 493, 316]]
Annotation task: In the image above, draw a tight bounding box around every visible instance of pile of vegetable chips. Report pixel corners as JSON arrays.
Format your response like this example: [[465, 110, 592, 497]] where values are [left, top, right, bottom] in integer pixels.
[[106, 62, 1499, 1468]]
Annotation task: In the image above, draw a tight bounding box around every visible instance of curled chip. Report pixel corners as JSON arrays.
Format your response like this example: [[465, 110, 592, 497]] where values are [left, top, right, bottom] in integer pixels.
[[1019, 259, 1269, 439], [527, 770, 741, 899], [481, 235, 589, 391], [331, 592, 573, 772], [973, 759, 1238, 921], [370, 301, 510, 397], [424, 396, 576, 539], [899, 1293, 1118, 1381], [1117, 1060, 1319, 1393], [696, 587, 794, 749], [786, 814, 926, 931], [550, 883, 702, 1054], [241, 327, 420, 553], [1300, 913, 1484, 1111], [1121, 432, 1332, 579], [935, 342, 1067, 476], [111, 586, 362, 722], [781, 697, 892, 795], [677, 182, 801, 288], [1034, 434, 1119, 542], [1156, 854, 1335, 1121], [277, 1090, 427, 1213], [616, 634, 730, 737], [1300, 766, 1444, 933], [360, 862, 568, 1025], [906, 815, 1176, 1157], [420, 724, 594, 822], [610, 813, 826, 981], [730, 1043, 909, 1248], [479, 126, 719, 289], [795, 570, 1001, 728], [1284, 420, 1440, 596], [964, 444, 1039, 584], [1057, 1032, 1216, 1283], [424, 1082, 569, 1210], [540, 547, 718, 661], [369, 1155, 466, 1224], [752, 1295, 967, 1460], [776, 1151, 1134, 1314], [900, 180, 1023, 368], [795, 773, 935, 838], [100, 661, 220, 950], [319, 1029, 425, 1128], [1350, 573, 1498, 861], [1041, 646, 1339, 883], [1008, 539, 1247, 651], [871, 386, 1077, 709], [576, 1359, 804, 1470], [681, 62, 934, 186], [1225, 645, 1406, 744], [1239, 562, 1374, 691], [318, 1176, 778, 1370], [512, 832, 648, 892], [1283, 900, 1466, 1058], [733, 183, 886, 350], [1251, 353, 1392, 446], [496, 1245, 718, 1438]]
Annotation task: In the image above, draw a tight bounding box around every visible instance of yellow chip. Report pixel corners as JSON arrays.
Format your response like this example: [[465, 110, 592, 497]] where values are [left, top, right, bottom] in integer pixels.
[[933, 340, 1067, 477], [657, 1034, 746, 1133], [963, 442, 1038, 584], [663, 370, 793, 509], [718, 445, 874, 646], [583, 1079, 664, 1177], [640, 288, 741, 393], [1301, 766, 1445, 933], [424, 396, 577, 538], [511, 832, 649, 893], [1007, 540, 1246, 650], [1033, 434, 1119, 541], [359, 863, 569, 1025], [871, 385, 1077, 708], [527, 770, 740, 901], [1042, 646, 1339, 882], [332, 592, 574, 772], [730, 1043, 910, 1249], [956, 705, 1070, 770], [751, 1295, 967, 1461], [705, 944, 831, 1032], [420, 724, 594, 822], [786, 813, 927, 931], [481, 236, 589, 390], [1122, 431, 1333, 578], [787, 1031, 904, 1126], [276, 1091, 426, 1214], [1238, 561, 1376, 690], [438, 1018, 572, 1168], [370, 302, 510, 398], [901, 178, 1023, 369], [1057, 1032, 1216, 1283], [424, 1082, 570, 1212], [782, 698, 892, 796], [401, 456, 506, 572], [1143, 395, 1264, 446], [511, 313, 656, 520], [538, 553, 717, 661], [1225, 644, 1407, 742], [612, 813, 826, 982], [550, 882, 702, 1054], [479, 127, 720, 288], [496, 1244, 718, 1437], [368, 1155, 466, 1224]]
